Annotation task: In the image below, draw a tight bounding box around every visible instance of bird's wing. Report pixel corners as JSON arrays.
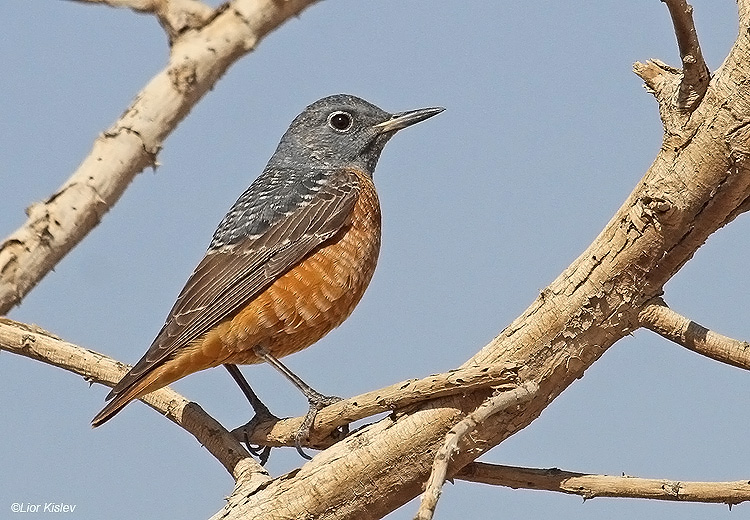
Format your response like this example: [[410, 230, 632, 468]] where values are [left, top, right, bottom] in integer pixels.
[[107, 169, 361, 398]]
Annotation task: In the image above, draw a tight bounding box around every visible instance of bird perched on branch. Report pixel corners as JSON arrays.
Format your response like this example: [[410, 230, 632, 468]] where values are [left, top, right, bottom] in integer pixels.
[[92, 94, 443, 457]]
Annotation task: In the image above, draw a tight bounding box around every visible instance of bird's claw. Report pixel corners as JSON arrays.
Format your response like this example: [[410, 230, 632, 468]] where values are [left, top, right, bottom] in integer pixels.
[[293, 393, 343, 459], [245, 437, 272, 466], [308, 391, 343, 410], [237, 410, 280, 465]]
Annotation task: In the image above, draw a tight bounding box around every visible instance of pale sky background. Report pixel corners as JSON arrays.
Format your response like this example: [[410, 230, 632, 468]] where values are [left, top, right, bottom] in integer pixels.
[[2, 2, 749, 519]]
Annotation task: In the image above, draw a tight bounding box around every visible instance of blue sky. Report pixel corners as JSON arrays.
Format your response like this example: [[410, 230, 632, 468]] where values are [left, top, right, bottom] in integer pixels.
[[1, 2, 748, 519]]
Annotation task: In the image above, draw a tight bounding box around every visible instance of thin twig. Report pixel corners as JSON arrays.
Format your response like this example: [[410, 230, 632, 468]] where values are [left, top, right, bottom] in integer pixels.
[[0, 318, 269, 487], [414, 382, 539, 520], [632, 0, 709, 135], [663, 0, 710, 111], [639, 297, 750, 371], [455, 462, 750, 506], [69, 0, 216, 42], [71, 0, 166, 12], [232, 363, 520, 449], [74, 0, 163, 8]]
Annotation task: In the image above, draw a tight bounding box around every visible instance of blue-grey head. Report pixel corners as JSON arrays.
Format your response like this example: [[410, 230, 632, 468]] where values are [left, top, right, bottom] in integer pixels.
[[269, 94, 444, 174]]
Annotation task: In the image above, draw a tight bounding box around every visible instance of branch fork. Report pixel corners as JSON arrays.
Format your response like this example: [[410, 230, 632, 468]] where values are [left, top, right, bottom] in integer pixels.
[[633, 0, 710, 135]]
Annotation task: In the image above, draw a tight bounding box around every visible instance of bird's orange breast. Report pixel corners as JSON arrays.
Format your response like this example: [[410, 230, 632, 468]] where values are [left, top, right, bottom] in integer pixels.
[[175, 170, 382, 374]]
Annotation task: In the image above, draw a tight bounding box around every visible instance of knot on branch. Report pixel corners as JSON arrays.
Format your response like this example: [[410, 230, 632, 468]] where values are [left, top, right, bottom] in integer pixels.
[[625, 193, 674, 234], [168, 62, 199, 94]]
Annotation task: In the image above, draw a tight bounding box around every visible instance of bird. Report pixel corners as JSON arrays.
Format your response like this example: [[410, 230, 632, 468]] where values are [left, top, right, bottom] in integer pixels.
[[92, 94, 443, 455]]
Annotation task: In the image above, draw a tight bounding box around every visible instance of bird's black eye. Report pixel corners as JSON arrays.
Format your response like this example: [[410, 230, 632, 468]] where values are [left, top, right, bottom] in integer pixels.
[[327, 111, 353, 132]]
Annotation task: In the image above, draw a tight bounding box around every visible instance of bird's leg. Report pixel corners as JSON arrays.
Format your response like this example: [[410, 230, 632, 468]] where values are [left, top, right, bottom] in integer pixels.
[[224, 363, 277, 465], [252, 346, 343, 459]]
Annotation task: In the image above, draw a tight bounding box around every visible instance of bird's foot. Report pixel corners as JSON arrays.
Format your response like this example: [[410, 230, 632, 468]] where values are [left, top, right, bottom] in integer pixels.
[[246, 442, 272, 466], [294, 392, 343, 460], [236, 408, 280, 466], [307, 389, 343, 410]]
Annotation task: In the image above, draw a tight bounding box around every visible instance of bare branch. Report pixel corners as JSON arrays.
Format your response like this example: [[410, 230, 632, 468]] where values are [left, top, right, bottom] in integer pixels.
[[69, 0, 216, 42], [455, 463, 750, 506], [0, 318, 269, 486], [414, 382, 539, 520], [0, 314, 520, 469], [633, 0, 709, 135], [664, 0, 710, 110], [0, 0, 321, 315], [74, 0, 159, 7], [639, 297, 750, 371], [232, 363, 521, 450]]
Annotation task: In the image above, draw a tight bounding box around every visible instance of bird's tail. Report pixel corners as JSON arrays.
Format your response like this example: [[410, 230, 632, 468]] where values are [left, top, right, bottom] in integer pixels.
[[91, 377, 154, 427]]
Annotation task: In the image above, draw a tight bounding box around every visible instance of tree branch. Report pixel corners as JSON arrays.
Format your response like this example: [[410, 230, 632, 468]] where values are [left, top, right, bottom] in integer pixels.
[[455, 462, 750, 506], [415, 383, 539, 520], [664, 0, 710, 110], [0, 317, 269, 487], [633, 0, 709, 135], [0, 316, 520, 467], [0, 0, 321, 315], [69, 0, 216, 41], [638, 297, 750, 370], [232, 363, 521, 449]]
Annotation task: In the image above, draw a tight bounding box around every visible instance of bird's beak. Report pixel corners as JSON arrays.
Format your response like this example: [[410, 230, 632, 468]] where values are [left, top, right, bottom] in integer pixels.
[[372, 106, 445, 134]]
